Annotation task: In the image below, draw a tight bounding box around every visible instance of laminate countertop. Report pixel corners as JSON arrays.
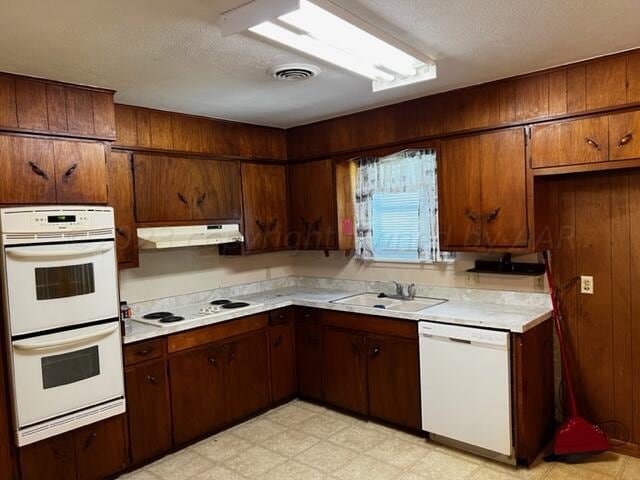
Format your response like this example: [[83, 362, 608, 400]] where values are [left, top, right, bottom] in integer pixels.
[[123, 286, 552, 344]]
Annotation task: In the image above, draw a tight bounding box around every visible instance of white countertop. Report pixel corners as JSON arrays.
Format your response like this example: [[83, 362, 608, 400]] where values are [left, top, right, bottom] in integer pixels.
[[123, 286, 552, 344]]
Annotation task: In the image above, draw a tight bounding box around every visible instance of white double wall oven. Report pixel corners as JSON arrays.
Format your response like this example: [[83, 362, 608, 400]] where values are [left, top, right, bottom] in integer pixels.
[[0, 206, 125, 446]]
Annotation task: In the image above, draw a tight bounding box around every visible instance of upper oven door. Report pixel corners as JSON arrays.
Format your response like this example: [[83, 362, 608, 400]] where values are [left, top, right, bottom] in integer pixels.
[[10, 321, 124, 428], [4, 240, 118, 336]]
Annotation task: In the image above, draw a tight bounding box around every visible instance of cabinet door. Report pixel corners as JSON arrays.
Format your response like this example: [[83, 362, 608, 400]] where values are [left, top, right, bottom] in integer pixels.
[[322, 328, 367, 415], [65, 87, 95, 136], [191, 160, 241, 221], [74, 415, 127, 480], [289, 159, 337, 249], [242, 162, 288, 252], [480, 129, 528, 247], [0, 135, 56, 204], [19, 433, 76, 480], [125, 361, 172, 466], [367, 335, 420, 429], [133, 155, 193, 222], [15, 78, 48, 131], [438, 135, 482, 247], [609, 111, 640, 161], [225, 332, 271, 423], [106, 151, 137, 266], [295, 320, 323, 401], [530, 116, 609, 168], [53, 140, 108, 204], [269, 322, 297, 403], [170, 345, 226, 445], [585, 56, 627, 110]]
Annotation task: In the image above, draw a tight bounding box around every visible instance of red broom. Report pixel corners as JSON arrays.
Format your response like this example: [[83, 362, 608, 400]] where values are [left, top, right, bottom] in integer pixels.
[[543, 250, 609, 462]]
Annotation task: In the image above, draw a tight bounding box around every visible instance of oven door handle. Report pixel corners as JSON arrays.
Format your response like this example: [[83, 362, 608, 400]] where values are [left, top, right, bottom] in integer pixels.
[[6, 244, 114, 260], [12, 324, 119, 352]]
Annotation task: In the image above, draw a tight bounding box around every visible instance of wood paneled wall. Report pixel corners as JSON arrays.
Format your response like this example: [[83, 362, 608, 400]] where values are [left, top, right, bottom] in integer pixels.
[[543, 171, 640, 448]]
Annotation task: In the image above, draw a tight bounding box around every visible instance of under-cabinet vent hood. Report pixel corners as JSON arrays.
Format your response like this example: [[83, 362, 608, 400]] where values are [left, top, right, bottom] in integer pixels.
[[137, 224, 244, 250]]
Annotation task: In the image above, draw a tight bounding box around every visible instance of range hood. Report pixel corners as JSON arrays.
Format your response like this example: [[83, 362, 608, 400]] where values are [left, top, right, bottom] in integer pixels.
[[137, 224, 244, 250]]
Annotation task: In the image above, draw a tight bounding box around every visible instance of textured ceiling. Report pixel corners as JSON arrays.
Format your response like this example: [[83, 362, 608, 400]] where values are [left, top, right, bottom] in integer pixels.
[[0, 0, 639, 128]]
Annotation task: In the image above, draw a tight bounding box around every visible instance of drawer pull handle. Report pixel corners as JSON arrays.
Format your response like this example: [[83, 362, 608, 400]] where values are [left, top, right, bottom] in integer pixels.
[[53, 448, 69, 460], [351, 343, 361, 357], [269, 218, 278, 231], [28, 161, 49, 180], [486, 207, 501, 223], [585, 137, 600, 151], [208, 357, 216, 365], [147, 375, 159, 385], [197, 192, 207, 206], [273, 335, 283, 348], [116, 227, 127, 238], [464, 208, 477, 223], [64, 163, 78, 177], [256, 220, 266, 232], [449, 337, 471, 344], [371, 345, 380, 358], [84, 432, 97, 450], [136, 348, 152, 357], [618, 132, 633, 148], [177, 192, 189, 205]]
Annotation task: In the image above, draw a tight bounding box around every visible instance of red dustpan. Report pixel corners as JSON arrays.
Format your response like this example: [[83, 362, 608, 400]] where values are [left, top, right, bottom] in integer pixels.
[[543, 251, 609, 461]]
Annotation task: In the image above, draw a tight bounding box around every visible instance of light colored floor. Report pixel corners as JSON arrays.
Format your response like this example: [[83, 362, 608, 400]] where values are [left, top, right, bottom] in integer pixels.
[[119, 400, 639, 480]]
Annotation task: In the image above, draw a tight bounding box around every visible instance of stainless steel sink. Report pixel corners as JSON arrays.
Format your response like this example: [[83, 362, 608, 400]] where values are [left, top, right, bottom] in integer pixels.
[[331, 292, 447, 313]]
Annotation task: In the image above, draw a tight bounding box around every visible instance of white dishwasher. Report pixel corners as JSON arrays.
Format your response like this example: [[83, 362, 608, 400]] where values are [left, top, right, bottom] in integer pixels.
[[419, 321, 513, 460]]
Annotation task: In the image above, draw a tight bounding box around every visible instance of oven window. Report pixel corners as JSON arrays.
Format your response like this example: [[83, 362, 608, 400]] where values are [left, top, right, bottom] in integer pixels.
[[41, 346, 100, 389], [35, 263, 95, 300]]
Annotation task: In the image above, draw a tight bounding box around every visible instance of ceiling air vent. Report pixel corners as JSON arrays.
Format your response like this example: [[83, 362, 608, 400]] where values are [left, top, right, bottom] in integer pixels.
[[268, 64, 320, 81]]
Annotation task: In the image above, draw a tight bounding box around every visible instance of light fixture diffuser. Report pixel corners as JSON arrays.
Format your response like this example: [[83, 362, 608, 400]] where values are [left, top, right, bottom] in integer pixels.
[[220, 0, 436, 92]]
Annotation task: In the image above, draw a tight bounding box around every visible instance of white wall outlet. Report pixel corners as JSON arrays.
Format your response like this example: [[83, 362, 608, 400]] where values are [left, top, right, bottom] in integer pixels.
[[465, 271, 480, 287], [580, 275, 594, 294], [534, 276, 545, 291]]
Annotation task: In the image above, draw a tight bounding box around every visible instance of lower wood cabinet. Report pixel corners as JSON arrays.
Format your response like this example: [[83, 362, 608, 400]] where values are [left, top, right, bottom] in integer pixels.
[[125, 360, 172, 466], [295, 311, 323, 401], [367, 335, 420, 429], [322, 328, 368, 415], [19, 415, 127, 480], [268, 310, 297, 404], [170, 343, 227, 445]]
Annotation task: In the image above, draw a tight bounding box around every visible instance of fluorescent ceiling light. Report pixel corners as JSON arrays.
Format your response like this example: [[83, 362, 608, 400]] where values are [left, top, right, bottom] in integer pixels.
[[221, 0, 436, 92]]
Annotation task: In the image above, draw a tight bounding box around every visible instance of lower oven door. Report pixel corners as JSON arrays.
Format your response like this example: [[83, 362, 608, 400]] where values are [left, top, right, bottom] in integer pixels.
[[3, 240, 118, 336], [10, 321, 124, 429]]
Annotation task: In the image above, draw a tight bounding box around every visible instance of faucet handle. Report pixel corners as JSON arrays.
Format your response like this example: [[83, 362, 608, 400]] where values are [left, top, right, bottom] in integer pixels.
[[408, 283, 417, 299], [391, 281, 403, 296]]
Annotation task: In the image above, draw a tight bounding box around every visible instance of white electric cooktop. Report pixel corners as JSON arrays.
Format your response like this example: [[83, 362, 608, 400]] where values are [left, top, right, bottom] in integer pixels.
[[132, 299, 262, 328]]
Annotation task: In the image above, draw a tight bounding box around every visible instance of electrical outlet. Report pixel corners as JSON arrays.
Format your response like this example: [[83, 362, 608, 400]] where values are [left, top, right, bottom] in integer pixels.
[[465, 271, 479, 287], [534, 276, 545, 291], [580, 275, 594, 295]]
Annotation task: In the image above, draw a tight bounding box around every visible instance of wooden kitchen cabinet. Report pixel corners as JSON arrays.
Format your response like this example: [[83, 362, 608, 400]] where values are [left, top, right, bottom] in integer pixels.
[[19, 432, 76, 480], [125, 360, 172, 466], [608, 110, 640, 161], [295, 312, 323, 401], [322, 328, 368, 415], [241, 162, 289, 252], [133, 154, 241, 223], [530, 115, 609, 168], [0, 134, 56, 204], [53, 140, 108, 204], [439, 128, 528, 249], [170, 344, 226, 445], [289, 159, 337, 250], [106, 151, 138, 267], [367, 335, 420, 429], [269, 312, 297, 403], [74, 415, 127, 480], [224, 332, 271, 423]]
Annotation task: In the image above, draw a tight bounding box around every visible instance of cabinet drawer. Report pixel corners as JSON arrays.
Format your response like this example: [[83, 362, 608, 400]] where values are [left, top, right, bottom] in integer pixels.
[[269, 307, 294, 325], [295, 307, 320, 324], [167, 314, 268, 353], [124, 339, 164, 366], [321, 310, 417, 340]]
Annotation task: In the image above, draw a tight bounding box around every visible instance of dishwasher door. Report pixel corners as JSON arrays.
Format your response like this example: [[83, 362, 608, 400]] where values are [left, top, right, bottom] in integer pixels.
[[419, 321, 512, 456]]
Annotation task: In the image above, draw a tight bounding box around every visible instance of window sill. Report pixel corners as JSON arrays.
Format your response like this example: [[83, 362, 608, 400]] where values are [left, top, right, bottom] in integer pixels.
[[356, 257, 456, 266]]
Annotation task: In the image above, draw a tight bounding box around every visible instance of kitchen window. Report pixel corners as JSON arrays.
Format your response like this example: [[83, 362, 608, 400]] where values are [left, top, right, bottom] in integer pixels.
[[354, 149, 453, 263]]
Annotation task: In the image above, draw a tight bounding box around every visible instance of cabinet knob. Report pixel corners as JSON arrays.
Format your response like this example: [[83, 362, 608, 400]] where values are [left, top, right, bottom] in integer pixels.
[[371, 345, 380, 358], [63, 163, 78, 177], [618, 132, 633, 148], [28, 161, 49, 180], [136, 348, 153, 357], [146, 375, 159, 385], [585, 137, 601, 151], [208, 357, 216, 365]]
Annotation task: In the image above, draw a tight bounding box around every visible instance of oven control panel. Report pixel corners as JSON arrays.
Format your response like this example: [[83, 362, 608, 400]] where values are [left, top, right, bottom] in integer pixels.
[[0, 207, 115, 237]]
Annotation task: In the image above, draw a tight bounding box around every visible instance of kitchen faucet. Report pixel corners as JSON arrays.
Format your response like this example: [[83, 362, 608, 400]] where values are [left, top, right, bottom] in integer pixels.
[[391, 281, 417, 300]]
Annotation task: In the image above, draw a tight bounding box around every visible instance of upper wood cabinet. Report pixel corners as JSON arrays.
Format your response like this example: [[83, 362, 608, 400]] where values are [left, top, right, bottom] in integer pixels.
[[241, 162, 288, 252], [0, 134, 107, 205], [106, 151, 138, 267], [114, 104, 287, 160], [0, 74, 115, 140], [609, 110, 640, 161], [439, 129, 528, 249], [133, 154, 241, 223], [289, 159, 337, 250]]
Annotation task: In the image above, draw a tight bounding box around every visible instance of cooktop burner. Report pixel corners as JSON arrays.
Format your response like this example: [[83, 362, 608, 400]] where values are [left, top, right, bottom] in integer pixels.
[[143, 312, 174, 319], [222, 302, 251, 309], [210, 299, 232, 305], [159, 316, 185, 323]]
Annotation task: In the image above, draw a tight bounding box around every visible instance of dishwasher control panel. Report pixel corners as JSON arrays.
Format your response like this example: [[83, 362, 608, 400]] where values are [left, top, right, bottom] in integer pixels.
[[419, 321, 509, 347]]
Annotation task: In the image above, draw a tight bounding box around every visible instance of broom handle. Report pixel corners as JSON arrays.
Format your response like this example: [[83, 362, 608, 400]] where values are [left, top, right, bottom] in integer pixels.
[[543, 250, 579, 417]]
